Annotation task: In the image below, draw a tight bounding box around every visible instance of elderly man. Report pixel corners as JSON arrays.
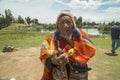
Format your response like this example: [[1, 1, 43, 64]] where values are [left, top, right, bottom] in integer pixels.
[[40, 10, 96, 80]]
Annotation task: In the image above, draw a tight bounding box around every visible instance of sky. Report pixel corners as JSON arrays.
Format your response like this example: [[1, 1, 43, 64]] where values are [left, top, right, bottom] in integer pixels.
[[0, 0, 120, 23]]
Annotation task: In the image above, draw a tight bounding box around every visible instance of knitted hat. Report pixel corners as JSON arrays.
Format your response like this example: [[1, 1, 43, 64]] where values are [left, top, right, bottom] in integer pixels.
[[54, 10, 80, 40], [56, 10, 76, 31]]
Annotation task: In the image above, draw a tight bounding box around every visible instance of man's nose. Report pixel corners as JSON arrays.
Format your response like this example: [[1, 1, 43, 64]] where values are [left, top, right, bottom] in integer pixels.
[[64, 23, 69, 27]]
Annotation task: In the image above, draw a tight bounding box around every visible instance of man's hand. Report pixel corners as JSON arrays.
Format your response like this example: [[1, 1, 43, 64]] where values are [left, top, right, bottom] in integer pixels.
[[51, 48, 68, 66], [51, 54, 60, 65]]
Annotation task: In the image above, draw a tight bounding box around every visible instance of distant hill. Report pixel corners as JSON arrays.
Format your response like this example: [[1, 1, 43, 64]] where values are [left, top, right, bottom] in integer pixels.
[[1, 23, 29, 30]]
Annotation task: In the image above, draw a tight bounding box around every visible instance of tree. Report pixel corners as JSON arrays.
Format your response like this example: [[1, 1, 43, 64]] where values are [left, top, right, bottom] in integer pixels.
[[17, 15, 25, 24], [76, 16, 82, 28], [0, 9, 13, 29], [83, 21, 87, 26], [31, 18, 39, 25], [25, 16, 31, 26], [91, 22, 96, 26], [5, 9, 13, 26], [0, 14, 5, 29]]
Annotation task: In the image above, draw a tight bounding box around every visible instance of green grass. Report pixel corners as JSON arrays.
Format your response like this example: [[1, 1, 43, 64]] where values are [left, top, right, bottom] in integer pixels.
[[91, 35, 111, 49], [88, 35, 120, 80], [0, 30, 49, 52]]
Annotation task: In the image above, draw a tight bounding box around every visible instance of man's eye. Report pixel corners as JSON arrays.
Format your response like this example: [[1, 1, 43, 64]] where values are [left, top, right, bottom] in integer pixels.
[[68, 22, 71, 24]]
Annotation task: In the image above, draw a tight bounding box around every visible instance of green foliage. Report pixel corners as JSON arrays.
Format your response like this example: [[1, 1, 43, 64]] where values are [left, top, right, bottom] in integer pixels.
[[5, 9, 13, 26], [74, 16, 82, 28], [0, 14, 5, 29], [31, 18, 39, 25], [17, 15, 25, 24], [0, 9, 14, 29], [25, 16, 31, 26]]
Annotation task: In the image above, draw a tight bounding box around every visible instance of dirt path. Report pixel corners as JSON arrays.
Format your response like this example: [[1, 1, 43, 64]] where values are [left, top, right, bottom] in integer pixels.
[[0, 47, 101, 80], [0, 47, 43, 80]]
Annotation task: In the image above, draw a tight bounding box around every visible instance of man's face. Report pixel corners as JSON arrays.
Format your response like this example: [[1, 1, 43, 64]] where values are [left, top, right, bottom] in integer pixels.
[[58, 16, 74, 36]]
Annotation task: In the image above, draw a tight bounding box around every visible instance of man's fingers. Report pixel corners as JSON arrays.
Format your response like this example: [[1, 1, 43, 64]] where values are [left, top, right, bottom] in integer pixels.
[[58, 48, 63, 53]]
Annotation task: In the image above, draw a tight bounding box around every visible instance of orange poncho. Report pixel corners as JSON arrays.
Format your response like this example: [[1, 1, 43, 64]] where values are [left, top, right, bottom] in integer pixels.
[[40, 29, 96, 80], [40, 10, 96, 80]]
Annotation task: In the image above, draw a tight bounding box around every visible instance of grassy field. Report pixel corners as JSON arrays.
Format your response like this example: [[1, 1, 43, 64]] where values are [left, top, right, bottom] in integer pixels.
[[0, 30, 49, 52], [0, 29, 120, 80], [88, 36, 120, 80]]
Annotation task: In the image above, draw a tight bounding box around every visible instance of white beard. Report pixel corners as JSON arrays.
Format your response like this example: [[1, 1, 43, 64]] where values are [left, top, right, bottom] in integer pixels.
[[60, 33, 73, 41]]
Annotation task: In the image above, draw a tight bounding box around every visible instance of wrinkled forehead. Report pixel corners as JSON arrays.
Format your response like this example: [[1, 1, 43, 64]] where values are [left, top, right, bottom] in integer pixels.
[[58, 15, 72, 22]]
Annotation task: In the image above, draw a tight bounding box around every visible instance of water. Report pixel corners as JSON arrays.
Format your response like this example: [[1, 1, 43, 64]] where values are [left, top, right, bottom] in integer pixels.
[[82, 28, 101, 35]]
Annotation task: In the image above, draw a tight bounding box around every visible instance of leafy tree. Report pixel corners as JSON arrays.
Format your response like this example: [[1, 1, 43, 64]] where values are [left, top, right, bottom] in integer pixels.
[[83, 21, 87, 26], [17, 15, 25, 24], [5, 9, 13, 26], [91, 22, 96, 26], [31, 18, 39, 25], [25, 16, 31, 26], [76, 16, 82, 28], [0, 14, 5, 29], [0, 9, 13, 29]]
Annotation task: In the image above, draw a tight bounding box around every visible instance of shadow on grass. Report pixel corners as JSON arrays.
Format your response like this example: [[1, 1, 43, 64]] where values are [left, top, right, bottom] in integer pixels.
[[104, 52, 118, 56]]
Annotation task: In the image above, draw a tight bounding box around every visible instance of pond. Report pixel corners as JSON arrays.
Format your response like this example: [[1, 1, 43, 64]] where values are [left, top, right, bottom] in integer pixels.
[[82, 28, 101, 35]]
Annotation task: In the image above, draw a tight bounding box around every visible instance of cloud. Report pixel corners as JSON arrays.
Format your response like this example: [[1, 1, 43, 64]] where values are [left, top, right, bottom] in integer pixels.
[[55, 0, 103, 10], [0, 0, 120, 23], [102, 0, 120, 5], [7, 0, 31, 3], [103, 7, 120, 21], [81, 6, 120, 23]]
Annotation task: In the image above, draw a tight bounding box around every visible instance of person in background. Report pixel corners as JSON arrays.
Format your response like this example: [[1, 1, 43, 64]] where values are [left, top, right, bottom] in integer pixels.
[[111, 25, 120, 55], [40, 10, 96, 80]]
